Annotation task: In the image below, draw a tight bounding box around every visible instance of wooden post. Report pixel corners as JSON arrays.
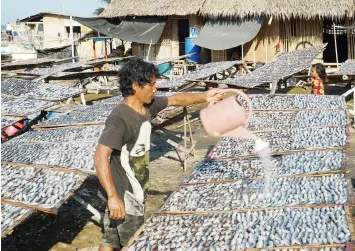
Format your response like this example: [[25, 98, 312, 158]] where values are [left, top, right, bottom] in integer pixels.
[[333, 23, 339, 70], [93, 40, 96, 60], [70, 15, 75, 63], [183, 112, 187, 172], [270, 81, 278, 94], [80, 93, 86, 106], [104, 38, 108, 59], [146, 39, 152, 61]]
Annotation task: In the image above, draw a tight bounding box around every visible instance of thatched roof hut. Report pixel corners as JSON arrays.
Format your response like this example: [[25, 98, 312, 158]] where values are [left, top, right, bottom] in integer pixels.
[[101, 0, 355, 19], [100, 0, 204, 17]]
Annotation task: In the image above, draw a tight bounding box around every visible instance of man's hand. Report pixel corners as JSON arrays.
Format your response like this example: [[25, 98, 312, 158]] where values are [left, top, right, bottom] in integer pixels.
[[206, 88, 225, 104], [108, 195, 126, 219]]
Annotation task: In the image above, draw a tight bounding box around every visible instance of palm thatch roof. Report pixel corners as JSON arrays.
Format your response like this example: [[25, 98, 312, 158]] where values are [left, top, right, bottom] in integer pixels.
[[100, 0, 205, 17], [200, 0, 355, 19], [101, 0, 355, 18]]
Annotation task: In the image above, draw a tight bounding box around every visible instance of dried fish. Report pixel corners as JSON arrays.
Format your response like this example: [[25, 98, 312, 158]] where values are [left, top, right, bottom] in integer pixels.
[[184, 150, 344, 183], [2, 78, 83, 101], [2, 141, 97, 173], [70, 104, 118, 113], [157, 61, 242, 88], [222, 45, 325, 88], [163, 174, 348, 212], [247, 110, 347, 131], [94, 95, 125, 104], [1, 204, 33, 234], [1, 97, 56, 116], [37, 113, 109, 127], [1, 116, 24, 129], [210, 127, 347, 158], [337, 60, 355, 75], [8, 125, 104, 144], [237, 94, 346, 110], [1, 164, 85, 208], [128, 206, 350, 249], [27, 61, 87, 76]]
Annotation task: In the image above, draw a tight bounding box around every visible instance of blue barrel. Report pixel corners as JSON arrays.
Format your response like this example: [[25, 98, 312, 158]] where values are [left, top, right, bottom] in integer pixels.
[[185, 37, 200, 63], [158, 63, 171, 77]]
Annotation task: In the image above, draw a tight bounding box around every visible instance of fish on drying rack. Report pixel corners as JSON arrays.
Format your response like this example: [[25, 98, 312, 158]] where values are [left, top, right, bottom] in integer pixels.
[[1, 164, 87, 210], [1, 141, 98, 173], [163, 174, 348, 212], [127, 206, 350, 250], [219, 45, 326, 88], [1, 97, 56, 117], [1, 204, 33, 236], [156, 60, 243, 88], [36, 113, 110, 127], [1, 78, 84, 101], [210, 126, 348, 158], [236, 94, 347, 110], [184, 150, 344, 184], [246, 110, 347, 131], [1, 116, 25, 129], [9, 125, 104, 144]]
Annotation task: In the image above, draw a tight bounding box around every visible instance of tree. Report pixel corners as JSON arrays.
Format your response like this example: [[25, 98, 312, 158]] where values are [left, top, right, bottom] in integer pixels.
[[93, 0, 111, 16]]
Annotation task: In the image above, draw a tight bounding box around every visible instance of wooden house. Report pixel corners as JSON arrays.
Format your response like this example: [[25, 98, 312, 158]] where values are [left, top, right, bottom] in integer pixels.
[[101, 0, 355, 64]]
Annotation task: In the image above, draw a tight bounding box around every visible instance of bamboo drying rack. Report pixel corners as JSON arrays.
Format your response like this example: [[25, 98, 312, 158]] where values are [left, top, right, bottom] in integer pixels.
[[182, 170, 348, 186], [210, 146, 348, 161], [34, 124, 104, 131], [1, 164, 88, 215], [156, 203, 345, 216], [32, 121, 105, 129], [1, 161, 96, 175], [1, 207, 36, 238]]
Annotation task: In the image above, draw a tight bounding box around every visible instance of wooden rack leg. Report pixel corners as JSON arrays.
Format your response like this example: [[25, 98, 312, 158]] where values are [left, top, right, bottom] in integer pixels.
[[184, 114, 187, 172], [270, 81, 278, 94], [80, 93, 86, 106], [66, 97, 73, 105], [186, 114, 195, 157]]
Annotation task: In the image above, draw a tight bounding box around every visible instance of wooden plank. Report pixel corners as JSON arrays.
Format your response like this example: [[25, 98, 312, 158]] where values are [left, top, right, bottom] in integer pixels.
[[251, 124, 350, 133], [33, 121, 105, 129], [1, 167, 88, 215], [209, 146, 348, 161], [182, 170, 348, 186], [1, 207, 36, 238], [2, 162, 88, 176], [345, 205, 355, 241], [157, 203, 341, 216], [1, 199, 58, 214], [1, 161, 96, 175]]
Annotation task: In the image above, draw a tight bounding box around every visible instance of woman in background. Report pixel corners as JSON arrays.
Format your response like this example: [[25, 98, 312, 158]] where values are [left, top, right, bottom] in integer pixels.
[[311, 63, 328, 95]]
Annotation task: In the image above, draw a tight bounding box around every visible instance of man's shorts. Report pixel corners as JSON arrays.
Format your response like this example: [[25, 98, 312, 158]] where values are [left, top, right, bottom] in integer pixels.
[[101, 206, 144, 248]]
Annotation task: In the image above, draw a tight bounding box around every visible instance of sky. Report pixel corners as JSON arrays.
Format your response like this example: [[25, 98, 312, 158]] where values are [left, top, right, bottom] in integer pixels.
[[1, 0, 104, 24]]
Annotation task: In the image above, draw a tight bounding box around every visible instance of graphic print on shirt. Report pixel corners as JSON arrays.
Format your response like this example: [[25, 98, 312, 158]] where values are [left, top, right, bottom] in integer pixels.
[[120, 121, 151, 206]]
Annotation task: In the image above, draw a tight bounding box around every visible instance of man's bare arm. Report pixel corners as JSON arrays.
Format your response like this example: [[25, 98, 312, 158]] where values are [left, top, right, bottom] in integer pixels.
[[167, 89, 225, 107], [94, 144, 125, 219]]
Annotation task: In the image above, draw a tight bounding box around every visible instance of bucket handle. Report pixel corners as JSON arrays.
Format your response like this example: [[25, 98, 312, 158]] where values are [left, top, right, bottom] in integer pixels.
[[208, 89, 253, 122]]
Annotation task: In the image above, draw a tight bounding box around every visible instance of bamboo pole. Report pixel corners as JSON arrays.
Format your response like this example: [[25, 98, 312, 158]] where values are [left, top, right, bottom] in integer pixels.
[[157, 203, 342, 216], [333, 23, 339, 69], [182, 170, 347, 186]]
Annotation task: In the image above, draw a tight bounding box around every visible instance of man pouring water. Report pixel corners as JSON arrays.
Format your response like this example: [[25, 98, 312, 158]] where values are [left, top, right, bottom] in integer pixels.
[[94, 58, 225, 250]]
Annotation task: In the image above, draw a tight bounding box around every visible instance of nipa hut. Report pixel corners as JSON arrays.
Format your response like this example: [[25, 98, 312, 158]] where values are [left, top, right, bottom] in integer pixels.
[[101, 0, 355, 64]]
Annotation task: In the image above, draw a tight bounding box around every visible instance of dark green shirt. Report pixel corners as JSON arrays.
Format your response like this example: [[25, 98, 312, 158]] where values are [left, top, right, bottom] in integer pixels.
[[97, 97, 168, 207]]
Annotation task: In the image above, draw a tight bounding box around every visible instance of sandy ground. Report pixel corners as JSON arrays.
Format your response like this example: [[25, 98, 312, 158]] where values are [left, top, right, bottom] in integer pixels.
[[2, 88, 355, 251]]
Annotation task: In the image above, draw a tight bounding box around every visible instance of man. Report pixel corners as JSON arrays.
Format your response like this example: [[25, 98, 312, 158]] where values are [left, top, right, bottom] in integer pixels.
[[94, 58, 224, 250]]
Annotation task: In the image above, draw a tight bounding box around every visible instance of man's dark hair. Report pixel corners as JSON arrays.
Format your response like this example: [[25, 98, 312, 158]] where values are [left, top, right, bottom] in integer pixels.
[[118, 58, 160, 97], [312, 63, 328, 82]]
